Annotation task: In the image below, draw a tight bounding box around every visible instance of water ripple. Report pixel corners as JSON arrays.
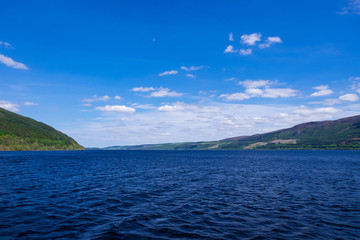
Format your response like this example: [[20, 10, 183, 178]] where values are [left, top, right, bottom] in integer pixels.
[[0, 150, 359, 239]]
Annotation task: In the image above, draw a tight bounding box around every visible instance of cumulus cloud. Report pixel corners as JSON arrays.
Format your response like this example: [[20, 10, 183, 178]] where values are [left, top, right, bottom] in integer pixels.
[[258, 36, 282, 48], [240, 33, 262, 46], [245, 88, 264, 96], [95, 105, 136, 113], [224, 45, 237, 53], [159, 70, 178, 76], [229, 32, 234, 41], [180, 66, 204, 71], [268, 36, 282, 44], [158, 104, 186, 112], [339, 93, 359, 102], [185, 74, 195, 78], [310, 92, 359, 105], [131, 87, 156, 92], [311, 85, 334, 97], [150, 88, 183, 97], [261, 87, 297, 98], [83, 95, 111, 103], [0, 54, 29, 70], [219, 93, 250, 101], [114, 96, 122, 100], [221, 79, 297, 101], [239, 48, 252, 56], [239, 80, 273, 88], [0, 41, 11, 48], [0, 100, 19, 112]]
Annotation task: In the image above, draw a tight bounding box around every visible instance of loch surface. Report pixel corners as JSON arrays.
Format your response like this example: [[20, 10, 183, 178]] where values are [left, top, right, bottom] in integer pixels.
[[0, 150, 359, 239]]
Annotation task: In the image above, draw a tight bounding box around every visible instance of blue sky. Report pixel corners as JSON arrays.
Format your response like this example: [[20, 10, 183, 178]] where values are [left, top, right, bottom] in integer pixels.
[[1, 0, 360, 147]]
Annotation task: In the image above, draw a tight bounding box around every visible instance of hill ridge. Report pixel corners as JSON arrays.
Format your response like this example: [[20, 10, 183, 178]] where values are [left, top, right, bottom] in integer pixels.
[[0, 107, 84, 151]]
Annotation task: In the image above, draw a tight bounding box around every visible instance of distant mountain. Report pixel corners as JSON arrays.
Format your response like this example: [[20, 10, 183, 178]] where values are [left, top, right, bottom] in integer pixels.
[[0, 107, 84, 151], [105, 115, 360, 150]]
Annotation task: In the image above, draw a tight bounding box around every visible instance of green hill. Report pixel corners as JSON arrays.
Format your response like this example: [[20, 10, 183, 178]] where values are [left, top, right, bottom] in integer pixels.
[[106, 115, 360, 150], [0, 107, 84, 151]]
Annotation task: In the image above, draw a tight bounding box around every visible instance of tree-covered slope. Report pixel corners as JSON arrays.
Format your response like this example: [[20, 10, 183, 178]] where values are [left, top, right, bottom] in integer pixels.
[[0, 107, 84, 151], [106, 115, 360, 150]]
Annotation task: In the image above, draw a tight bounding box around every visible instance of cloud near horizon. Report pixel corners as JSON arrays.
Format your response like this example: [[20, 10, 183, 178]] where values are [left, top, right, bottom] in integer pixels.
[[0, 100, 19, 112]]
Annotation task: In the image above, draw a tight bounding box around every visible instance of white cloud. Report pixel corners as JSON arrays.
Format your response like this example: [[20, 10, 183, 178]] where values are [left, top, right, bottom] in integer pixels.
[[267, 36, 282, 44], [158, 103, 220, 113], [180, 66, 204, 71], [294, 106, 340, 115], [229, 32, 234, 41], [239, 80, 272, 88], [150, 88, 183, 97], [258, 43, 271, 49], [131, 87, 156, 92], [158, 104, 186, 112], [239, 48, 252, 56], [0, 54, 29, 70], [114, 96, 122, 100], [23, 102, 38, 106], [0, 100, 19, 112], [339, 93, 359, 102], [311, 85, 334, 97], [81, 103, 92, 107], [262, 87, 297, 98], [349, 76, 360, 81], [240, 33, 262, 46], [219, 93, 250, 101], [159, 70, 178, 76], [131, 103, 156, 109], [0, 41, 11, 48], [185, 74, 195, 78], [95, 105, 136, 113], [83, 95, 111, 103], [224, 45, 237, 53], [72, 100, 356, 147], [339, 0, 360, 15], [259, 36, 282, 48], [222, 79, 297, 101], [245, 88, 264, 96]]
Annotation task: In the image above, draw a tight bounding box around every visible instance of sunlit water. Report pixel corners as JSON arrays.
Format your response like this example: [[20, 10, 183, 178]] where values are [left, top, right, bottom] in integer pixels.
[[0, 150, 359, 239]]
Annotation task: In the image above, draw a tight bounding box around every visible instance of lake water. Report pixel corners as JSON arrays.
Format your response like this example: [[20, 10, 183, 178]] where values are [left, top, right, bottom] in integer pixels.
[[0, 150, 359, 239]]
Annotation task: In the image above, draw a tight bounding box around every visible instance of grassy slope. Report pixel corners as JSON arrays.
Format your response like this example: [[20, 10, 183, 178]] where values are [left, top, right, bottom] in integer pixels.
[[0, 107, 84, 151], [106, 115, 360, 150]]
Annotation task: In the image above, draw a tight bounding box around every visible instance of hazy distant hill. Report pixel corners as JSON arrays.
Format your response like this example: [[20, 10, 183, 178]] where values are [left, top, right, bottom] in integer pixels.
[[105, 115, 360, 150], [0, 107, 84, 151]]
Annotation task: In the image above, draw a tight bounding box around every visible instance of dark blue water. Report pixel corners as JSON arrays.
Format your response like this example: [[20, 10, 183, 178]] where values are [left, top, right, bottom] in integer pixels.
[[0, 150, 359, 239]]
